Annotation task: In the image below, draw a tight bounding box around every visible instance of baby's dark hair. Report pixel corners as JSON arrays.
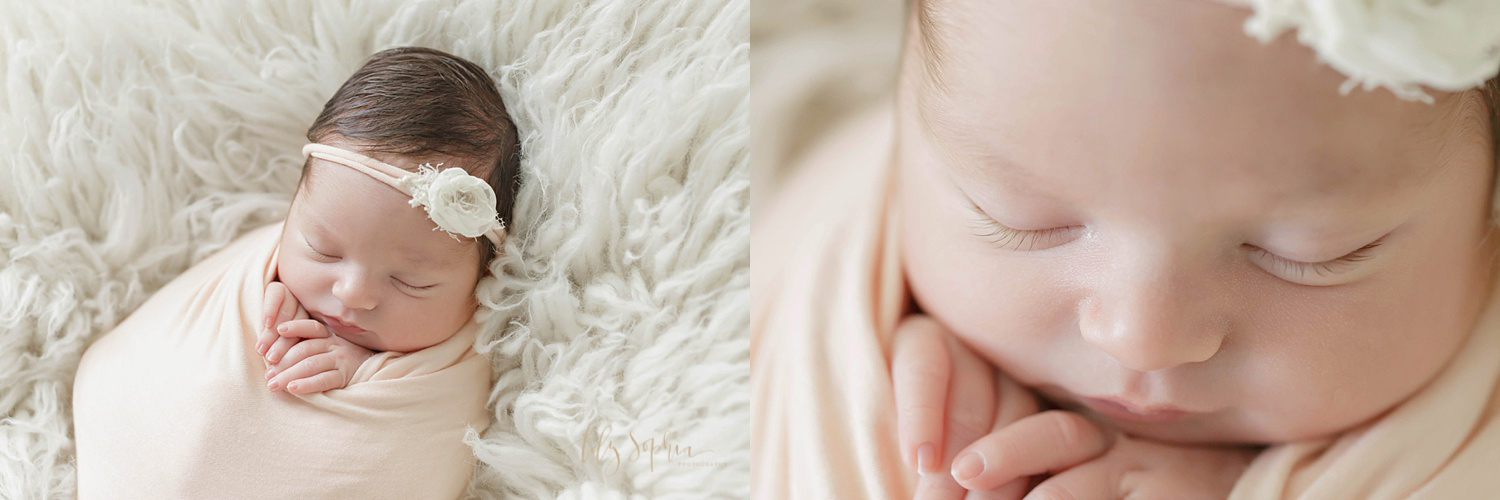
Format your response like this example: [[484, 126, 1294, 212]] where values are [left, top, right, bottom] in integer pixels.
[[302, 46, 521, 273]]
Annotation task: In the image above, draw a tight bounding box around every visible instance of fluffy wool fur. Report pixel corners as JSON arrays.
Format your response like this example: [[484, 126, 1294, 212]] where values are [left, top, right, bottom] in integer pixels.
[[0, 0, 748, 498]]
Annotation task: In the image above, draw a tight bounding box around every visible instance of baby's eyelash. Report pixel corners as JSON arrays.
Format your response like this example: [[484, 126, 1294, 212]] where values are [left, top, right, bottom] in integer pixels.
[[966, 202, 1385, 281], [1249, 238, 1384, 278], [967, 216, 1077, 251], [303, 236, 339, 261], [397, 279, 437, 291]]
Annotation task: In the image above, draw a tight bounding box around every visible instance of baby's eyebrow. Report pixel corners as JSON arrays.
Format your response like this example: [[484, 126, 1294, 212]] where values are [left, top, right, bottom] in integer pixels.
[[918, 101, 1018, 174], [928, 130, 1051, 201], [303, 216, 338, 240], [399, 251, 439, 269], [398, 246, 462, 271]]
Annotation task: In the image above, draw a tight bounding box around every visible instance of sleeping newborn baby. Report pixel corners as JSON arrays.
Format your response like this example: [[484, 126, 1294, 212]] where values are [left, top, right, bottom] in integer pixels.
[[751, 0, 1500, 498], [254, 134, 510, 395], [252, 132, 504, 394], [73, 46, 521, 498]]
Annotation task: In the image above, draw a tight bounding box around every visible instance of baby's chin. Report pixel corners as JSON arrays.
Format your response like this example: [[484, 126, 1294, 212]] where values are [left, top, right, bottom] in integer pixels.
[[337, 328, 454, 354], [341, 332, 387, 352]]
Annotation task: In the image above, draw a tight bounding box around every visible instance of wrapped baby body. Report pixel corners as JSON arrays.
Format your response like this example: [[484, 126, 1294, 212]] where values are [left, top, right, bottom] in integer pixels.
[[72, 222, 492, 498]]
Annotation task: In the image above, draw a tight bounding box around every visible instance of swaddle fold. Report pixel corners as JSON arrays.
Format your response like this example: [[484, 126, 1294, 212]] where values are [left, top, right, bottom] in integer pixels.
[[73, 222, 491, 499]]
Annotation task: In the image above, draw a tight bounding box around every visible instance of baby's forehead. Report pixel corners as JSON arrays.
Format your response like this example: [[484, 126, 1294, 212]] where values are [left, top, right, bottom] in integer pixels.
[[906, 1, 1487, 201], [296, 164, 475, 264]]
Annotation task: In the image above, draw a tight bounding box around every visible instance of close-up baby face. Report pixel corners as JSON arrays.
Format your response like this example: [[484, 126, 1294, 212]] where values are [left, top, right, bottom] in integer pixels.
[[897, 0, 1499, 444], [277, 141, 485, 353]]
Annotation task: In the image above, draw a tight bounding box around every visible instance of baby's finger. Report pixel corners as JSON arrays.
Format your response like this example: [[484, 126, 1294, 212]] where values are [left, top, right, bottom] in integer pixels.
[[914, 335, 998, 500], [267, 352, 335, 392], [273, 283, 300, 326], [893, 316, 952, 475], [276, 319, 331, 340], [255, 326, 279, 357], [264, 335, 300, 364], [961, 483, 1026, 500], [950, 410, 1112, 490], [1020, 459, 1113, 500], [285, 370, 345, 395], [261, 282, 285, 330], [270, 338, 330, 376], [958, 372, 1033, 500]]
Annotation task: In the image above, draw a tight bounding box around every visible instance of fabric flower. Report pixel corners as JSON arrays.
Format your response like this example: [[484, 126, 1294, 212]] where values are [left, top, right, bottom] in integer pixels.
[[399, 164, 504, 240], [1217, 0, 1500, 103]]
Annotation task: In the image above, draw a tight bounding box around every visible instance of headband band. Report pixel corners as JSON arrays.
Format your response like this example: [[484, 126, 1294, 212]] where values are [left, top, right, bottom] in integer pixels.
[[301, 143, 508, 249]]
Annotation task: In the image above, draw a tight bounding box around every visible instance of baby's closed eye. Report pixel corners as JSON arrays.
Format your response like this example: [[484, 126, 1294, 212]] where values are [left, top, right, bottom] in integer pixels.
[[1243, 236, 1387, 286], [395, 278, 438, 291], [962, 200, 1392, 287]]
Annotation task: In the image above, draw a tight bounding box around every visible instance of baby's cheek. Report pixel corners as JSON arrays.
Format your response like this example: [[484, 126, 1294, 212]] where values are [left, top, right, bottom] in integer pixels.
[[946, 268, 1079, 386], [1232, 267, 1473, 441], [900, 209, 1071, 378], [381, 296, 473, 352], [276, 256, 323, 306]]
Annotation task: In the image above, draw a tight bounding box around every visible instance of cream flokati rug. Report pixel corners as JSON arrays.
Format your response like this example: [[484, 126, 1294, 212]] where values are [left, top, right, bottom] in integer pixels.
[[0, 0, 748, 498]]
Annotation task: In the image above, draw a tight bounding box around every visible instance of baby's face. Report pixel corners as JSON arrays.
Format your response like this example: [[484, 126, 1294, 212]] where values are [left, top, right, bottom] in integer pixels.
[[277, 141, 484, 353], [897, 0, 1498, 444]]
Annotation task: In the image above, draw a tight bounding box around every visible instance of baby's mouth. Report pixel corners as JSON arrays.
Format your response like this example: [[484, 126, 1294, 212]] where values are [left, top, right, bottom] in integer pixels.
[[1076, 396, 1194, 424], [1036, 384, 1201, 425], [315, 312, 367, 336]]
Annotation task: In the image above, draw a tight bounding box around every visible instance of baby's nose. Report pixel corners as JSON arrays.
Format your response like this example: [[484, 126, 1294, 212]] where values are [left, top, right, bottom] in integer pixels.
[[1080, 274, 1227, 373], [331, 273, 379, 311]]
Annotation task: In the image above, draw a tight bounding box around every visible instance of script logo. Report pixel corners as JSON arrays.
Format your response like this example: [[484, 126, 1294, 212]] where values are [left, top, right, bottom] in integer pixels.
[[579, 422, 719, 474]]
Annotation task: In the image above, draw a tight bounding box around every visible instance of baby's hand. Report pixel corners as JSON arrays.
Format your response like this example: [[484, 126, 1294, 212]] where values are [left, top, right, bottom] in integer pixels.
[[258, 281, 308, 360], [948, 411, 1257, 499], [891, 315, 1041, 500], [259, 281, 374, 394], [893, 315, 1256, 498], [263, 319, 374, 394]]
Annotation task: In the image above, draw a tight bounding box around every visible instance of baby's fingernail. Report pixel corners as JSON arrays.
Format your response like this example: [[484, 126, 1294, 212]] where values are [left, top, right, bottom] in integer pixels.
[[951, 451, 985, 483], [277, 324, 288, 333], [916, 442, 936, 475], [287, 382, 299, 392], [267, 380, 279, 391]]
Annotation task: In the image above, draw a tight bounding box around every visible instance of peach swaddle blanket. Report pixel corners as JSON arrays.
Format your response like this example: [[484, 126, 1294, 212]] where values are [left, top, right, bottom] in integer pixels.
[[72, 222, 492, 498], [752, 106, 1500, 498]]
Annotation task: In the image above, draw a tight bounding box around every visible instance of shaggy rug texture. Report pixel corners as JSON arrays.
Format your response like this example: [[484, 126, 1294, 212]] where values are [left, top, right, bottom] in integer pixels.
[[0, 0, 749, 498]]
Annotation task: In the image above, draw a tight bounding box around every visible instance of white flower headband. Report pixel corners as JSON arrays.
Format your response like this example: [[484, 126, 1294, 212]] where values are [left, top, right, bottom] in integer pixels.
[[301, 143, 507, 249], [1215, 0, 1500, 103]]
